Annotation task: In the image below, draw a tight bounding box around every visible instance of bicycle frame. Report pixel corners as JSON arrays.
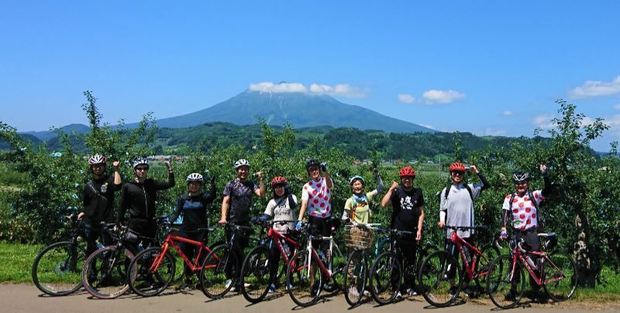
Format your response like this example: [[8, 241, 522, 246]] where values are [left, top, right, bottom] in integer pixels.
[[150, 233, 213, 273], [448, 231, 486, 280], [302, 234, 335, 280], [267, 227, 301, 265], [509, 245, 560, 287]]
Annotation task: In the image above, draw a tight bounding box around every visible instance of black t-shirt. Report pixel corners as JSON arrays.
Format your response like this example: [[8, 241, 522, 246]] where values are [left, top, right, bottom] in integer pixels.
[[390, 186, 424, 231], [171, 190, 216, 232], [223, 179, 258, 224], [82, 174, 122, 223], [119, 173, 175, 221]]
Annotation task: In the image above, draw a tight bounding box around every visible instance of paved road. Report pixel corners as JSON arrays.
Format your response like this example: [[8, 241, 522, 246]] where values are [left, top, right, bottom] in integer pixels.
[[2, 284, 618, 313]]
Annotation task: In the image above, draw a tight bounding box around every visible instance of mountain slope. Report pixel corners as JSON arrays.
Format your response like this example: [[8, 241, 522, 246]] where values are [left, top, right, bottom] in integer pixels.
[[155, 90, 434, 133]]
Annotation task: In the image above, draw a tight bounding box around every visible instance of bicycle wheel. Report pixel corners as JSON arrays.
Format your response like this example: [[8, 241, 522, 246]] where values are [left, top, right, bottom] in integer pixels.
[[199, 244, 238, 299], [82, 246, 134, 299], [369, 251, 401, 305], [32, 241, 85, 296], [542, 252, 577, 301], [128, 247, 176, 297], [323, 243, 345, 293], [344, 250, 368, 306], [286, 249, 321, 307], [487, 254, 525, 309], [240, 245, 272, 303], [418, 250, 461, 307], [474, 244, 501, 288]]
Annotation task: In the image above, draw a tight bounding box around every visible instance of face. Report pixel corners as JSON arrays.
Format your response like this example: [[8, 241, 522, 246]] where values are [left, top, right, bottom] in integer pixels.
[[307, 165, 320, 180], [400, 175, 414, 189], [236, 165, 249, 180], [91, 163, 106, 176], [515, 181, 529, 195], [351, 180, 364, 193], [134, 166, 149, 179], [450, 171, 464, 183], [188, 181, 202, 193], [274, 185, 285, 197]]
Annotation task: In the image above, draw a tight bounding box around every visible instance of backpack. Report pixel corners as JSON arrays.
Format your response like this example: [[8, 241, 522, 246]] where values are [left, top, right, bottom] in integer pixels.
[[508, 190, 544, 232]]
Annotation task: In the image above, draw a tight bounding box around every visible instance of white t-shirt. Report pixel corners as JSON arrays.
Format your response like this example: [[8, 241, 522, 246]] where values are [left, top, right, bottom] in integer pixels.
[[264, 195, 297, 234], [440, 183, 483, 238], [502, 190, 544, 231]]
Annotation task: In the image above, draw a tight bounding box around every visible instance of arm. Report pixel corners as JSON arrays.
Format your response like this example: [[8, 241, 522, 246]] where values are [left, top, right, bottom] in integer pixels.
[[380, 181, 399, 208], [417, 207, 425, 241], [540, 164, 553, 198], [112, 160, 122, 188], [254, 172, 265, 197], [298, 197, 308, 221], [118, 184, 128, 223], [470, 165, 490, 190], [154, 168, 175, 190], [219, 195, 230, 224], [170, 197, 183, 223], [79, 185, 90, 220], [375, 174, 384, 194], [438, 188, 447, 229]]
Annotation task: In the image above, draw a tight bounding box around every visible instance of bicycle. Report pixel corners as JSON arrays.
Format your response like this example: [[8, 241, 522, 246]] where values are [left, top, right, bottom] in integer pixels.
[[31, 213, 87, 296], [81, 216, 168, 299], [240, 219, 301, 303], [127, 227, 213, 297], [199, 223, 252, 299], [368, 227, 434, 304], [342, 223, 381, 306], [418, 225, 500, 307], [486, 233, 577, 309], [285, 221, 345, 307]]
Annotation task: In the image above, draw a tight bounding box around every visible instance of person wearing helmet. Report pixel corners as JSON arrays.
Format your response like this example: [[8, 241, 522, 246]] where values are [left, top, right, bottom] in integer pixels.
[[342, 169, 384, 225], [169, 172, 217, 290], [297, 159, 334, 243], [380, 165, 425, 296], [500, 164, 552, 302], [219, 158, 265, 290], [79, 154, 122, 257], [259, 176, 297, 292], [119, 157, 175, 249], [438, 161, 489, 295]]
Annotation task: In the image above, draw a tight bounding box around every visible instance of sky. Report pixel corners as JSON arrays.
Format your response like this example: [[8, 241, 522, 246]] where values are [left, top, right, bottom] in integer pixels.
[[1, 1, 619, 151]]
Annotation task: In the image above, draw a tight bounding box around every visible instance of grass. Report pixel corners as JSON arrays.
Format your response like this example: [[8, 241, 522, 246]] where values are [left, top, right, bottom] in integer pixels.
[[0, 242, 43, 283]]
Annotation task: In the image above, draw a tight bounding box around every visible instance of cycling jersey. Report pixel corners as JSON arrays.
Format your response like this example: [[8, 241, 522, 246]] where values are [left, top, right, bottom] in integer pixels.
[[223, 178, 258, 224], [301, 177, 332, 218], [502, 189, 544, 231], [82, 174, 122, 223], [170, 188, 216, 232], [119, 172, 175, 222], [264, 194, 297, 234]]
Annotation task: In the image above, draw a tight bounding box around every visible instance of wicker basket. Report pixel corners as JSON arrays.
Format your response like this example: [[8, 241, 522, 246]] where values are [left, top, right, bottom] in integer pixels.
[[344, 225, 375, 250]]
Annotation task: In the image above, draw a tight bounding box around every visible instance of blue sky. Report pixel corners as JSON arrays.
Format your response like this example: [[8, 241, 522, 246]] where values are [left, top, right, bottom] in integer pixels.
[[1, 1, 619, 151]]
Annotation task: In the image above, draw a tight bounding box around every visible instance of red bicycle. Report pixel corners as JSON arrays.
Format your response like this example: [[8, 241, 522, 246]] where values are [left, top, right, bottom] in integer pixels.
[[240, 219, 301, 303], [127, 227, 213, 297], [418, 225, 500, 307]]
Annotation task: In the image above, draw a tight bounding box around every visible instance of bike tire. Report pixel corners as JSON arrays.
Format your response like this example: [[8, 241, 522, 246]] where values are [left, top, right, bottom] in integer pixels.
[[343, 249, 368, 306], [542, 252, 577, 301], [369, 251, 401, 305], [128, 247, 176, 297], [32, 241, 85, 296], [199, 244, 238, 299], [286, 249, 321, 307], [474, 243, 501, 289], [240, 245, 272, 303], [82, 246, 134, 299], [486, 254, 525, 309], [418, 250, 461, 307]]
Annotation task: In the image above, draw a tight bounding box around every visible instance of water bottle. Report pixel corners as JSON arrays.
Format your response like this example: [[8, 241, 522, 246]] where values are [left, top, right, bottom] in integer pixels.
[[525, 255, 536, 269], [318, 250, 327, 264], [281, 240, 291, 257], [96, 242, 105, 249]]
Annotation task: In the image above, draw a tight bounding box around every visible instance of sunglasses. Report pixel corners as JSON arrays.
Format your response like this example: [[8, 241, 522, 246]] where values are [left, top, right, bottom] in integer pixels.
[[135, 167, 149, 171], [451, 171, 465, 176]]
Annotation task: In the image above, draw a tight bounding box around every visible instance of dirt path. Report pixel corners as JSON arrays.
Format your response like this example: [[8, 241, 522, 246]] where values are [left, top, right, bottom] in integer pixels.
[[2, 283, 619, 313]]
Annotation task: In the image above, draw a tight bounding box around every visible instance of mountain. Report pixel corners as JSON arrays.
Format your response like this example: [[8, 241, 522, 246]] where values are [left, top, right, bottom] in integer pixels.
[[154, 90, 435, 133], [23, 124, 90, 141]]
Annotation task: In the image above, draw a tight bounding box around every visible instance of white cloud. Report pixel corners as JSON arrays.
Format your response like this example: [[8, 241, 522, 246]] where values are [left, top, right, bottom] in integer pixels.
[[397, 93, 415, 104], [420, 124, 435, 130], [422, 89, 465, 104], [484, 128, 506, 136], [248, 81, 366, 98], [309, 83, 366, 98], [614, 104, 620, 110], [249, 82, 307, 93], [569, 75, 620, 98], [503, 111, 513, 116], [533, 114, 554, 129]]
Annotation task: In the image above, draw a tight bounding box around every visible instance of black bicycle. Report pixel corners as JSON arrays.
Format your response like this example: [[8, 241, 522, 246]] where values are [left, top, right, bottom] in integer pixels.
[[31, 213, 87, 296]]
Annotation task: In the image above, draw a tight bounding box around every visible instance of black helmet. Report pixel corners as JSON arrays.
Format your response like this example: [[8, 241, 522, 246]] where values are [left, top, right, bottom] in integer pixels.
[[305, 159, 320, 170], [512, 171, 530, 183]]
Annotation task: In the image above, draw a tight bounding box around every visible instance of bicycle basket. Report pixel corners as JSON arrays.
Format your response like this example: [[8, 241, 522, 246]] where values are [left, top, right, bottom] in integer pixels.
[[344, 225, 375, 250]]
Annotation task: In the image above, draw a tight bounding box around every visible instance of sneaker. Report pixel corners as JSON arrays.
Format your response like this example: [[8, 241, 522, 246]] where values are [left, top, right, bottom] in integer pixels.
[[348, 287, 360, 299], [449, 286, 458, 296], [177, 280, 194, 291], [406, 288, 418, 296], [224, 279, 233, 290], [395, 290, 403, 300], [504, 289, 517, 301], [268, 283, 277, 293]]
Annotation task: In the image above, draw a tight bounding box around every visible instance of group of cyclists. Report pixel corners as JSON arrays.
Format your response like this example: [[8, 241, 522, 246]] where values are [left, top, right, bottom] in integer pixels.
[[70, 152, 560, 306]]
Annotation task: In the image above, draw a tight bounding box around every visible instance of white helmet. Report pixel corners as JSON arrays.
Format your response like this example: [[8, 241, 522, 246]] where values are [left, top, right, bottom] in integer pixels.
[[233, 159, 250, 169], [186, 173, 204, 183], [132, 158, 149, 169], [88, 154, 106, 165]]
